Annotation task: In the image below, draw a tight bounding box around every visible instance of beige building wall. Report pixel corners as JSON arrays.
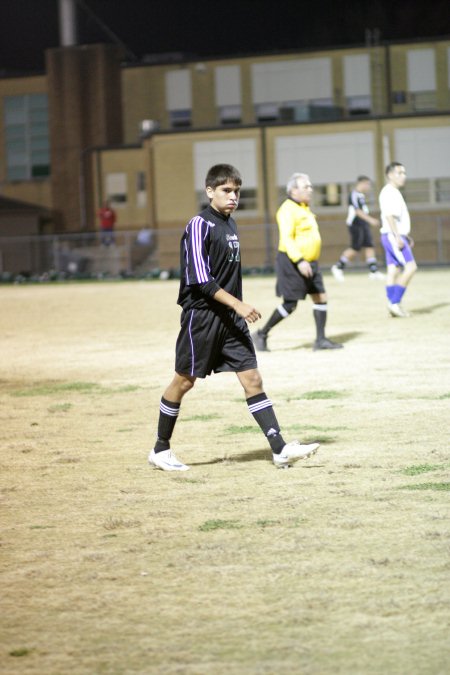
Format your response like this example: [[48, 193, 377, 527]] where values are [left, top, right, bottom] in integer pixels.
[[91, 146, 150, 231]]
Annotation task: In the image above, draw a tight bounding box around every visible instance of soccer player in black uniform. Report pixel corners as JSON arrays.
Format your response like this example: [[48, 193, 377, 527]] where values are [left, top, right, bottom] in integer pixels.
[[149, 164, 319, 471], [331, 176, 384, 281]]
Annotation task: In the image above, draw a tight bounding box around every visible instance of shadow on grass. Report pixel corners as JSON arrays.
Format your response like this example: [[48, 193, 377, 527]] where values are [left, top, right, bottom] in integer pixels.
[[410, 302, 449, 316], [279, 331, 363, 351], [190, 447, 327, 466]]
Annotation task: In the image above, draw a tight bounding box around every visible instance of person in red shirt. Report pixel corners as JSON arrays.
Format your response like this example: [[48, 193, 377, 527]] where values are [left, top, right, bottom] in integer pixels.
[[98, 201, 116, 246]]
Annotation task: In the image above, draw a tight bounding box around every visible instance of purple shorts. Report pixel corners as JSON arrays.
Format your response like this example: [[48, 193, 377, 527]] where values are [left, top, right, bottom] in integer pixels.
[[381, 233, 415, 267]]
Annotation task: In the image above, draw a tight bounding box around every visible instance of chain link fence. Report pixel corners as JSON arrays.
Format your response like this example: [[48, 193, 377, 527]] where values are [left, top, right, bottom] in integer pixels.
[[0, 215, 449, 281]]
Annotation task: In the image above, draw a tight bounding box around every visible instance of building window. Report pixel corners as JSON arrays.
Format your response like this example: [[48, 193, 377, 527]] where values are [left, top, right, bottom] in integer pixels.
[[166, 69, 192, 129], [105, 172, 128, 205], [436, 178, 450, 203], [402, 180, 431, 204], [169, 109, 191, 128], [407, 49, 437, 110], [255, 103, 280, 122], [343, 54, 372, 115], [218, 105, 242, 125], [315, 183, 342, 207], [193, 138, 258, 213], [136, 172, 147, 207], [215, 66, 241, 124], [3, 94, 50, 181]]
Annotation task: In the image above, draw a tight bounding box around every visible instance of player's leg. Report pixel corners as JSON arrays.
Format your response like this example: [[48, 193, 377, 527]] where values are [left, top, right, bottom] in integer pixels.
[[362, 223, 384, 279], [253, 299, 297, 351], [311, 292, 341, 349], [309, 266, 343, 350], [332, 223, 361, 281], [149, 372, 195, 471], [332, 246, 357, 281], [382, 234, 415, 317], [252, 252, 304, 351], [236, 368, 319, 467]]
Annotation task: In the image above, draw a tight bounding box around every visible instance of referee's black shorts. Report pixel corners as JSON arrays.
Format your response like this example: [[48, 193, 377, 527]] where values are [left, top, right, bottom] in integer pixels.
[[275, 252, 325, 300], [349, 220, 374, 251], [175, 307, 257, 378]]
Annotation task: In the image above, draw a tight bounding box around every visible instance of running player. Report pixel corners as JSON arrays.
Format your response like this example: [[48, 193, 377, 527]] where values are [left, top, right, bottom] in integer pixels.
[[331, 176, 384, 281], [149, 164, 319, 471], [379, 162, 417, 317]]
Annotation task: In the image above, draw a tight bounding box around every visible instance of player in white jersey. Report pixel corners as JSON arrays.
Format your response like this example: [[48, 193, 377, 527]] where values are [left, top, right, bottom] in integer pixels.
[[378, 162, 417, 317]]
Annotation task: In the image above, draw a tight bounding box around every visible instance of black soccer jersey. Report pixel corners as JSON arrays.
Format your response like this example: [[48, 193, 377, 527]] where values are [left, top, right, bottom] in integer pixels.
[[177, 204, 242, 311], [346, 190, 369, 227]]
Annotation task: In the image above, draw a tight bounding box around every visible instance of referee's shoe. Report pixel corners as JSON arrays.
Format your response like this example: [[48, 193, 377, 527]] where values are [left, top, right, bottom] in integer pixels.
[[252, 330, 269, 352]]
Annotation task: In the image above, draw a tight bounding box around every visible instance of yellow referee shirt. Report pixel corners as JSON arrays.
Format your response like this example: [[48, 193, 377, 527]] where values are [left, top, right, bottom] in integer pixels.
[[276, 198, 322, 263]]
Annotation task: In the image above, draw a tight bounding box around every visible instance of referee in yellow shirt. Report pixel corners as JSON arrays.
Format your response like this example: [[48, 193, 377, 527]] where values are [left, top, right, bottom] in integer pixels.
[[253, 173, 343, 352]]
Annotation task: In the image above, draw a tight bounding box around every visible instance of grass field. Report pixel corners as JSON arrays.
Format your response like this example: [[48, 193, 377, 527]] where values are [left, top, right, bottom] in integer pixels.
[[1, 270, 449, 675]]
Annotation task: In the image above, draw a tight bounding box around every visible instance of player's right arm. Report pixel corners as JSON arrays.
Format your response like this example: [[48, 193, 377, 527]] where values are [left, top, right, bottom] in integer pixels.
[[277, 204, 304, 263], [386, 215, 404, 248], [355, 208, 379, 226], [352, 192, 379, 226]]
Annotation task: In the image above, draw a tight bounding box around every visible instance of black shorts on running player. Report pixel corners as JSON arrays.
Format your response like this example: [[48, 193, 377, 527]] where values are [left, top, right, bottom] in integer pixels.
[[349, 220, 374, 251], [175, 307, 258, 378]]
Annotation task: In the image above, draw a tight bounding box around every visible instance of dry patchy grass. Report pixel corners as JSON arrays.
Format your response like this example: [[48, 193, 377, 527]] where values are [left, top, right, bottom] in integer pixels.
[[1, 271, 449, 674]]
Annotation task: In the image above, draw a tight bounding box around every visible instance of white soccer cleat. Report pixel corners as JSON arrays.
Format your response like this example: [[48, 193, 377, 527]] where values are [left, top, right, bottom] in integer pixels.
[[387, 302, 407, 318], [273, 440, 319, 468], [369, 271, 385, 280], [148, 448, 189, 471], [331, 265, 344, 282]]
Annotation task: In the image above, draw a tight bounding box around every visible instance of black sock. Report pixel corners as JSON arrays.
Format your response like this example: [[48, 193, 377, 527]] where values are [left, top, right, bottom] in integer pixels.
[[260, 308, 285, 336], [247, 392, 285, 453], [154, 397, 180, 452], [337, 258, 347, 269], [313, 303, 327, 341], [367, 258, 378, 273]]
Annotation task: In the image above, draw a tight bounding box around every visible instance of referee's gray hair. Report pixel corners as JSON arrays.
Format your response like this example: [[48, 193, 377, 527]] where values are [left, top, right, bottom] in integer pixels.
[[286, 173, 310, 195]]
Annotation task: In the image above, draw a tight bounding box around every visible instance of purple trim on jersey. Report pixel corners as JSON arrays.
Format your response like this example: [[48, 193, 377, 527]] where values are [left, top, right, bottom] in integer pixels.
[[188, 310, 195, 376], [190, 216, 210, 283], [381, 233, 415, 267]]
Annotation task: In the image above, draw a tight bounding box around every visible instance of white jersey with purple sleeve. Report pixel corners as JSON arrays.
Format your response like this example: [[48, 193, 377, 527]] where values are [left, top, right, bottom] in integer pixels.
[[177, 204, 242, 311]]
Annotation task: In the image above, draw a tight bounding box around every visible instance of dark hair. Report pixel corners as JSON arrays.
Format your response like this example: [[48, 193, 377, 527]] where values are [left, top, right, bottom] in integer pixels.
[[356, 175, 371, 183], [205, 164, 242, 189], [385, 162, 404, 176]]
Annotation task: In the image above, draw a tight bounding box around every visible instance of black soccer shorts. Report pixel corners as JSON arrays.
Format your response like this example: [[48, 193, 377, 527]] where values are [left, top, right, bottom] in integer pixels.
[[275, 253, 325, 300], [349, 221, 374, 251], [175, 307, 257, 378]]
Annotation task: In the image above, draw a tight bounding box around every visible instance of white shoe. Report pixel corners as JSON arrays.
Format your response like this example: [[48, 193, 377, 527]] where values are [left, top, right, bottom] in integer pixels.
[[369, 271, 385, 280], [273, 440, 319, 468], [331, 265, 344, 282], [148, 448, 189, 471], [387, 302, 407, 318]]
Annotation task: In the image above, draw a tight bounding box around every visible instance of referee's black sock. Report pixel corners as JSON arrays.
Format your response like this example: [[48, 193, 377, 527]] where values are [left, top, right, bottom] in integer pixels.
[[247, 392, 285, 454], [313, 303, 327, 341], [260, 301, 297, 336], [154, 397, 180, 453]]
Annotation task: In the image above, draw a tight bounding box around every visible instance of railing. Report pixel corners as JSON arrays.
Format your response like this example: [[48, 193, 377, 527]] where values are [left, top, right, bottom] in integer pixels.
[[0, 215, 449, 281]]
